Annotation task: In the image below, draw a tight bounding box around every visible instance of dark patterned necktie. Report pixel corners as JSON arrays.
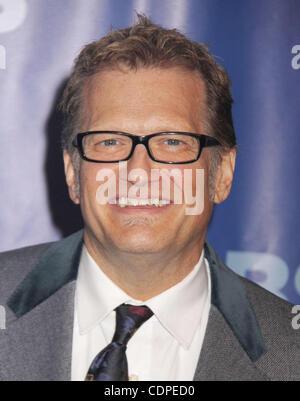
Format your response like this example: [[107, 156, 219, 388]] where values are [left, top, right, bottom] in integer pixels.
[[85, 304, 153, 381]]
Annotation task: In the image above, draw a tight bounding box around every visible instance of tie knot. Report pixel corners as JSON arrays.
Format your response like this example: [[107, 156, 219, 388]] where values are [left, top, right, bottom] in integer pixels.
[[112, 304, 153, 346]]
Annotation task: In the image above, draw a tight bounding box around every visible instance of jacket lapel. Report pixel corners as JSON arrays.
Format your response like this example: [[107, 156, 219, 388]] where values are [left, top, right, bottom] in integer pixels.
[[193, 242, 268, 381], [3, 230, 84, 381], [7, 230, 83, 318], [1, 281, 76, 381], [193, 305, 269, 381]]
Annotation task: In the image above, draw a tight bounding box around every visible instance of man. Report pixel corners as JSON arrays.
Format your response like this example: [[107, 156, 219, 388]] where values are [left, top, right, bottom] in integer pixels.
[[0, 15, 298, 381]]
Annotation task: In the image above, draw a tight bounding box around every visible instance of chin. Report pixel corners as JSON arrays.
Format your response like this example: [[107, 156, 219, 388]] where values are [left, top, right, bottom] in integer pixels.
[[113, 231, 165, 254]]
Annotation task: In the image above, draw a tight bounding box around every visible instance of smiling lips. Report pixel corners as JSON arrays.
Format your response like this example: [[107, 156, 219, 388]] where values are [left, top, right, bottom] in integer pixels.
[[110, 197, 171, 208]]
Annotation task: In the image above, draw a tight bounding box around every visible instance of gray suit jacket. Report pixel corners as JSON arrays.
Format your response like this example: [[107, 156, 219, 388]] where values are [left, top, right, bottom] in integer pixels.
[[0, 230, 299, 381]]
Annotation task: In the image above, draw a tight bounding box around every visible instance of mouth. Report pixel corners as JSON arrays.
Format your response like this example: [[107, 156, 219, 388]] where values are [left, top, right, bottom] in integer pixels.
[[111, 197, 171, 207], [109, 197, 173, 213]]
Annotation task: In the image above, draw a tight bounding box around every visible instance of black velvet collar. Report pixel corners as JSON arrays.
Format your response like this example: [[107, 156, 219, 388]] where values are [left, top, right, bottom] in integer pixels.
[[204, 241, 267, 361], [7, 230, 83, 319], [7, 230, 266, 362]]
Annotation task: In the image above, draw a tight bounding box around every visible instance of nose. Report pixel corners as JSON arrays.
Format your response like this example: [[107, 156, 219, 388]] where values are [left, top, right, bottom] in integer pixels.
[[127, 143, 152, 170], [125, 143, 154, 187]]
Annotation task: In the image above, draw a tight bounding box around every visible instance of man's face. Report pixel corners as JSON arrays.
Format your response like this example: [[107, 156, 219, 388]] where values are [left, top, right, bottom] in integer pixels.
[[64, 66, 235, 256]]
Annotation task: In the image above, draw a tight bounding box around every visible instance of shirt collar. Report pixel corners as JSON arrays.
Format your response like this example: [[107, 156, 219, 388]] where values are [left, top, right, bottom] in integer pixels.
[[76, 245, 211, 350]]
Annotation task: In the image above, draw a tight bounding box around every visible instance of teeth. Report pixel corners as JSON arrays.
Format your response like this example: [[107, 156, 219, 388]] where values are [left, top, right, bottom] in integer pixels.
[[116, 197, 170, 207]]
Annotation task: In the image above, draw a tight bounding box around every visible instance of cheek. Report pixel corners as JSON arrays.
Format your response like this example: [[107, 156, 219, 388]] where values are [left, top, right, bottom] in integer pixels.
[[181, 159, 209, 197], [80, 165, 98, 193], [80, 164, 107, 203], [180, 157, 212, 220], [80, 163, 121, 208], [196, 153, 211, 200]]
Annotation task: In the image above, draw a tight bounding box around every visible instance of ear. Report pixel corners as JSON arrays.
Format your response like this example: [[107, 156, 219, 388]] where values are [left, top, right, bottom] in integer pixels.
[[63, 151, 80, 204], [213, 147, 237, 204]]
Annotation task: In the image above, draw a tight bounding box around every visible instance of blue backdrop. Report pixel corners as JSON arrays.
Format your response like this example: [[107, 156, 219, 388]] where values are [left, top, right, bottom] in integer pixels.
[[0, 0, 299, 304]]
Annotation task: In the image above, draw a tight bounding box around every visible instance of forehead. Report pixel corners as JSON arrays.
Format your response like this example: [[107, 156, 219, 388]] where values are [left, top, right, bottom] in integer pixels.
[[81, 66, 207, 133]]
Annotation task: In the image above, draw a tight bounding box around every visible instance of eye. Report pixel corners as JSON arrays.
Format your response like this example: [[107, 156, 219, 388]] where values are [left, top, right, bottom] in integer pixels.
[[100, 139, 120, 146], [164, 139, 183, 146]]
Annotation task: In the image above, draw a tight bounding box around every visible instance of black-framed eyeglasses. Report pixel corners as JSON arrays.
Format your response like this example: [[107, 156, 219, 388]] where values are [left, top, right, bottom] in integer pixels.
[[72, 131, 221, 164]]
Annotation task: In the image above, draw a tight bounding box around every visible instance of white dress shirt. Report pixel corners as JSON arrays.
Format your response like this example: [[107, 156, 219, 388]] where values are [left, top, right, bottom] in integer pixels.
[[71, 246, 211, 381]]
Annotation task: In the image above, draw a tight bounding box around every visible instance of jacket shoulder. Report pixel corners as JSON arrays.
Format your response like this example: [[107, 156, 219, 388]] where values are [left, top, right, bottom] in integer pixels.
[[0, 242, 53, 265], [242, 277, 297, 342], [0, 242, 55, 304], [242, 275, 294, 307], [242, 277, 300, 380]]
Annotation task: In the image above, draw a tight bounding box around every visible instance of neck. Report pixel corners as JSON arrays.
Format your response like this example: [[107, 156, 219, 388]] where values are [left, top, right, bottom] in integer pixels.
[[84, 229, 205, 301]]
